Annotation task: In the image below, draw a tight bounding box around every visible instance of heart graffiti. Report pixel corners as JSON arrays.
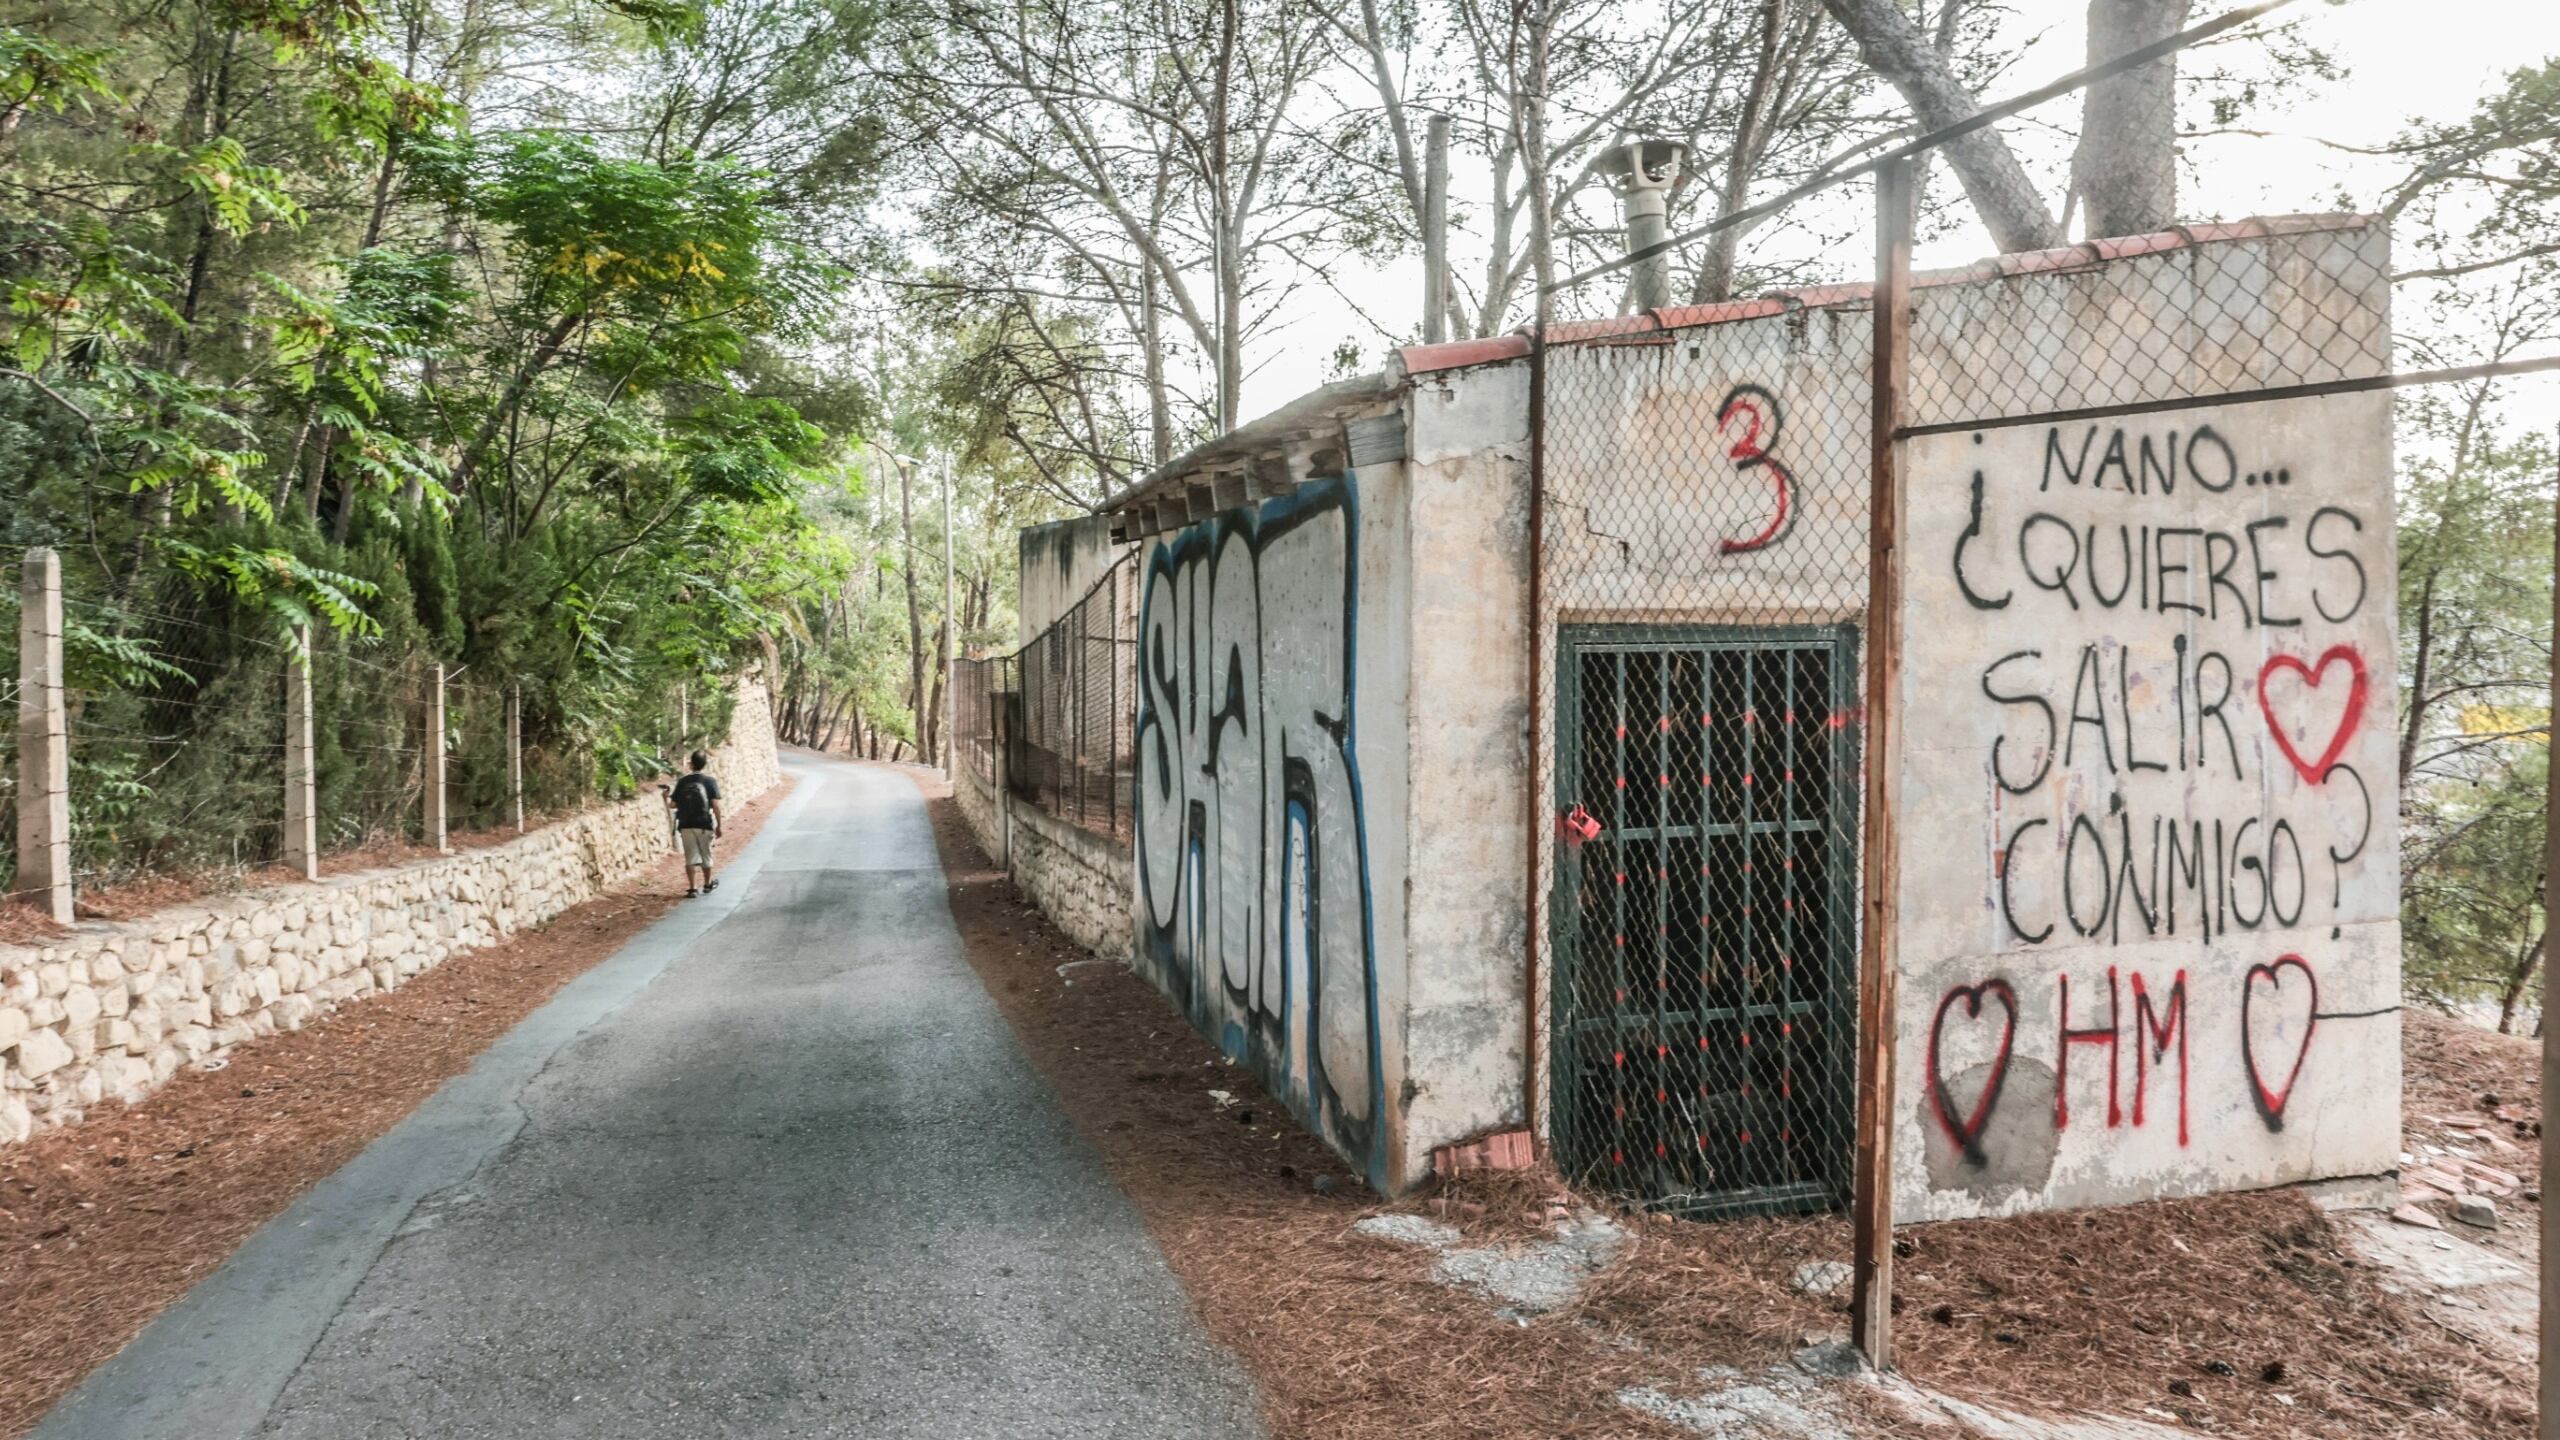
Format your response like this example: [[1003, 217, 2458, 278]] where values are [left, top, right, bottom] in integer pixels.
[[1927, 979, 2018, 1167], [2241, 955, 2319, 1132], [2257, 645, 2367, 784]]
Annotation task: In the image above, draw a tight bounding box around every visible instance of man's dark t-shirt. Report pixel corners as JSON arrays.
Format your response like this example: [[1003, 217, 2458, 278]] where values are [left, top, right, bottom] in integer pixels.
[[672, 773, 721, 830]]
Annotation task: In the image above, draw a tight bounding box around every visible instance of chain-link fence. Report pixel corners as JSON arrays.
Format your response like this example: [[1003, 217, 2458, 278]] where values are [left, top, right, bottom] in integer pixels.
[[953, 653, 1009, 789], [61, 596, 292, 891], [1005, 554, 1136, 840], [446, 678, 515, 837], [313, 644, 426, 857], [1532, 293, 1876, 1220]]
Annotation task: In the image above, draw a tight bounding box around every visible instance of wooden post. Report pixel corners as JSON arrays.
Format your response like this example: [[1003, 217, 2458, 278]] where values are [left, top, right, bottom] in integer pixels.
[[283, 630, 316, 881], [424, 663, 448, 853], [1423, 114, 1450, 345], [1850, 156, 1915, 1370], [15, 548, 71, 922], [2541, 454, 2558, 1440], [506, 683, 524, 834]]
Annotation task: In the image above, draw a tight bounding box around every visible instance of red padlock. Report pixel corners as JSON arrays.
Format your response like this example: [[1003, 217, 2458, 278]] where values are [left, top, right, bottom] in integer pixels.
[[1560, 804, 1602, 845]]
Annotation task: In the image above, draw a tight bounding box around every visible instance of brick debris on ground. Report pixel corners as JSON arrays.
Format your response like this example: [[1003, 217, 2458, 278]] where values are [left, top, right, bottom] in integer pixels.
[[910, 773, 2529, 1439], [0, 776, 796, 1440]]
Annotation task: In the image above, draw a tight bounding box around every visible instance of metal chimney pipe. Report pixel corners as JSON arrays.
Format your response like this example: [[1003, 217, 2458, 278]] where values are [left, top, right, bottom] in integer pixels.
[[1600, 138, 1686, 313]]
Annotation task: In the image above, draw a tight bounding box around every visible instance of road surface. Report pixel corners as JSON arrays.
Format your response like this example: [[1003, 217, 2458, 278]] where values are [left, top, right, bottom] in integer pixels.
[[35, 752, 1264, 1440]]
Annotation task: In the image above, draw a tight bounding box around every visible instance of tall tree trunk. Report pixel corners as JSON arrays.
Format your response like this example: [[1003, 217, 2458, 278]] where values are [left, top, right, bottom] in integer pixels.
[[2399, 566, 2438, 787], [1821, 0, 2063, 253], [1691, 0, 1786, 303], [1142, 254, 1173, 466], [2072, 0, 2191, 238], [897, 459, 933, 766], [2498, 930, 2546, 1035], [1210, 0, 1241, 430]]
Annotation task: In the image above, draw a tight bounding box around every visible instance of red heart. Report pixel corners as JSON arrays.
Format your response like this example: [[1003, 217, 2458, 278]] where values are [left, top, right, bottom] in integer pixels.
[[2241, 956, 2318, 1132], [2257, 646, 2366, 783], [1927, 980, 2017, 1167]]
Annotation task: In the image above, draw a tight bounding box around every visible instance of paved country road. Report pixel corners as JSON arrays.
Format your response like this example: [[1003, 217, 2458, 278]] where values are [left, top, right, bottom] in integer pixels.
[[34, 752, 1266, 1440]]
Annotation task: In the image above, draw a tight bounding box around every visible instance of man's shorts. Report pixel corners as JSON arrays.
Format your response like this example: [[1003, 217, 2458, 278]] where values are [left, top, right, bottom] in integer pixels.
[[679, 827, 715, 866]]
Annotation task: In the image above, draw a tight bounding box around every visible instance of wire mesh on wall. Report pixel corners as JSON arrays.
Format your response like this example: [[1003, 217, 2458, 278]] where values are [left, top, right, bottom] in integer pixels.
[[1532, 300, 1875, 1221], [1902, 216, 2393, 433], [1007, 554, 1137, 841], [446, 679, 513, 836], [60, 596, 291, 890]]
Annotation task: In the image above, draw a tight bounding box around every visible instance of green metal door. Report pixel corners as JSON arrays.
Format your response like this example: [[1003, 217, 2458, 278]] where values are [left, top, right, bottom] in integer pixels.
[[1550, 626, 1861, 1219]]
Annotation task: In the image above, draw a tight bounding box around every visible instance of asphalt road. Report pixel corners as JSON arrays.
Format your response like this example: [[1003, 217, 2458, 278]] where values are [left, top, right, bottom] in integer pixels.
[[35, 752, 1265, 1440]]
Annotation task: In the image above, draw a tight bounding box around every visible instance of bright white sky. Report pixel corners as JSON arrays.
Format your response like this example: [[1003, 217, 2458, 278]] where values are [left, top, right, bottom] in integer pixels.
[[1241, 0, 2560, 427]]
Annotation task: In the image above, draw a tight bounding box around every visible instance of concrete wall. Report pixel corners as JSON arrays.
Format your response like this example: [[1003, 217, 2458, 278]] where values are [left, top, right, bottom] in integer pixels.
[[1132, 468, 1422, 1191], [0, 675, 782, 1145], [1892, 390, 2398, 1220], [1019, 514, 1129, 645], [1526, 218, 2399, 1220]]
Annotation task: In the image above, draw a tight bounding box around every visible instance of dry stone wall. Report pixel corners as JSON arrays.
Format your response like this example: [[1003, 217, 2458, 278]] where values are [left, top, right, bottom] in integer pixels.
[[1007, 802, 1129, 961], [0, 671, 780, 1146], [955, 764, 1131, 964]]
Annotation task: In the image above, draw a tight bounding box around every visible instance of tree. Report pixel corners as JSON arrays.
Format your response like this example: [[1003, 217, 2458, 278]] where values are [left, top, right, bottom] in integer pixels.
[[1819, 0, 2061, 251], [2071, 0, 2190, 238], [0, 0, 881, 884]]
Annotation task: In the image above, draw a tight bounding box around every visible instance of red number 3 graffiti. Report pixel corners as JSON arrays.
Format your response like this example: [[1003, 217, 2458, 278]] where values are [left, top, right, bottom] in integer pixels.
[[1715, 384, 1796, 554]]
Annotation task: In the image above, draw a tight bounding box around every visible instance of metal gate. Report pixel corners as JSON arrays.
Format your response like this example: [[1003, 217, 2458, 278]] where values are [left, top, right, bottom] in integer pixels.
[[1550, 626, 1861, 1218]]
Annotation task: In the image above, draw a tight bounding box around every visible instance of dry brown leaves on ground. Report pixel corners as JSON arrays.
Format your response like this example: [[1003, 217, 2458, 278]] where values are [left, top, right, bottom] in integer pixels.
[[0, 776, 794, 1440], [911, 773, 2532, 1440]]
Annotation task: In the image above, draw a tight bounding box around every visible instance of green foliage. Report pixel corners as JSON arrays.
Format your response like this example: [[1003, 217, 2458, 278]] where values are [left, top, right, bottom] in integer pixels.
[[0, 0, 884, 890], [2396, 392, 2556, 1025]]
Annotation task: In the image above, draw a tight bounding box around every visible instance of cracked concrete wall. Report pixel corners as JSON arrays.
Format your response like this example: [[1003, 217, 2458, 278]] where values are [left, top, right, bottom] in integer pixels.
[[1396, 362, 1535, 1179]]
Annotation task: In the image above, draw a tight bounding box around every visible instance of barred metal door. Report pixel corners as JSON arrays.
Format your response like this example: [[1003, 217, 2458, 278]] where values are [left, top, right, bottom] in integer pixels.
[[1551, 626, 1860, 1219]]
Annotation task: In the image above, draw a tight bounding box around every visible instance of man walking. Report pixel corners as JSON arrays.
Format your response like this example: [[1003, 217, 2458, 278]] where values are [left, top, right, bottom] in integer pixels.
[[666, 750, 724, 897]]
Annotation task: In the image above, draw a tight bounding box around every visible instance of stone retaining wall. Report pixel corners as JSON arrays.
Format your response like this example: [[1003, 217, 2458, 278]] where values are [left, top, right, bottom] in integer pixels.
[[0, 671, 780, 1145], [955, 764, 1131, 963], [955, 762, 1003, 865]]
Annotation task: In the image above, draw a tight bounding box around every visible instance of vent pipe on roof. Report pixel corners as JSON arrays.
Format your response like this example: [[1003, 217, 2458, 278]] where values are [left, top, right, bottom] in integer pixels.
[[1598, 138, 1686, 313]]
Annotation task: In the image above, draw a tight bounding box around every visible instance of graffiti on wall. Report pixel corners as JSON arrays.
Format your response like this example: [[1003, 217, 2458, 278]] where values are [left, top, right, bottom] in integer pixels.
[[1713, 384, 1798, 554], [1906, 404, 2396, 1204], [1134, 476, 1383, 1178]]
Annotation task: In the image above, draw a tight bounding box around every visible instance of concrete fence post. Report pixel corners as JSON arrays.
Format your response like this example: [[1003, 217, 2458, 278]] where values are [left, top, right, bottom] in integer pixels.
[[15, 547, 71, 922], [507, 682, 524, 833], [284, 629, 316, 881], [424, 663, 448, 853]]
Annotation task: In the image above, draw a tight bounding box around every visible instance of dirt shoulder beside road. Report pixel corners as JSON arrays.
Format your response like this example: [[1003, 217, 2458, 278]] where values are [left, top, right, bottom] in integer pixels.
[[913, 772, 2528, 1439], [0, 776, 795, 1439]]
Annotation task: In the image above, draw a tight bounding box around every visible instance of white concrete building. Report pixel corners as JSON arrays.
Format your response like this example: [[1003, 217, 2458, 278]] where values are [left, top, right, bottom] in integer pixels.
[[959, 214, 2401, 1221]]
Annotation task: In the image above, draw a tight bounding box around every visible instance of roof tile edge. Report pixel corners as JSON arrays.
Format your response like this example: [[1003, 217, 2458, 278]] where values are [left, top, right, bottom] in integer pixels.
[[1597, 212, 2379, 340], [1394, 334, 1533, 378]]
